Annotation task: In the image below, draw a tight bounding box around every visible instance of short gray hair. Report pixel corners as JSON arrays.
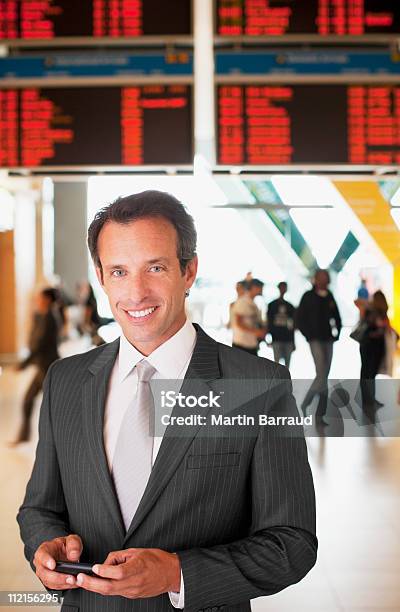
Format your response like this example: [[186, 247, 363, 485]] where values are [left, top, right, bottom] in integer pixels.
[[88, 190, 197, 274]]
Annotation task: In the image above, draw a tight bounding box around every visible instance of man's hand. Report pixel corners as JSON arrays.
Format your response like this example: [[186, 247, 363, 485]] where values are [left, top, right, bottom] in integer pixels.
[[76, 548, 181, 599], [33, 534, 83, 590]]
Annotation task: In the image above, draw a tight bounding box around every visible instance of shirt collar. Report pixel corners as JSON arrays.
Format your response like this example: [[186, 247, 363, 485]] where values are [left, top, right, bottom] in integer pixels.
[[118, 318, 197, 382]]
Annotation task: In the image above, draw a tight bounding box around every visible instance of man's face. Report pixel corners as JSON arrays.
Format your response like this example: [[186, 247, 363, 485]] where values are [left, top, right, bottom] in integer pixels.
[[95, 217, 197, 355], [236, 283, 245, 297], [35, 292, 51, 313], [249, 285, 263, 299], [278, 283, 287, 297], [314, 271, 329, 291]]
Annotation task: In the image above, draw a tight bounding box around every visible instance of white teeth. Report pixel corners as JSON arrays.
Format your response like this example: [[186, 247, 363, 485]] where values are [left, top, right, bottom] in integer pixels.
[[127, 307, 156, 318]]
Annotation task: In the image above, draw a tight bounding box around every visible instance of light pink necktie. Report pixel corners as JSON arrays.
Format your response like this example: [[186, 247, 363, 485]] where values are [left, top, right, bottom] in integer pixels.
[[112, 360, 156, 531]]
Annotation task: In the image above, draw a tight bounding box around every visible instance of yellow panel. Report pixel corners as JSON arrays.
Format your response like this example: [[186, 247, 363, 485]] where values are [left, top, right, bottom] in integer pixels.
[[394, 265, 400, 335], [334, 181, 400, 333], [334, 181, 400, 264]]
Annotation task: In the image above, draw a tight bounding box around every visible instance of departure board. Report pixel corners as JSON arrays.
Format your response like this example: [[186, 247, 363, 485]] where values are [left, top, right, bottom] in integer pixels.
[[217, 84, 400, 165], [0, 85, 192, 167], [217, 0, 400, 35], [0, 0, 191, 40]]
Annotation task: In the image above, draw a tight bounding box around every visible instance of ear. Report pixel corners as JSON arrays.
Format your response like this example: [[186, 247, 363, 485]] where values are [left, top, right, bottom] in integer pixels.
[[185, 255, 198, 290], [95, 265, 104, 287]]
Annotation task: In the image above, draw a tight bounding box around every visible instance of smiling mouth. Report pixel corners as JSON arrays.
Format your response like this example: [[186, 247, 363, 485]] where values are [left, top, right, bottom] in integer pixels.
[[125, 306, 159, 319]]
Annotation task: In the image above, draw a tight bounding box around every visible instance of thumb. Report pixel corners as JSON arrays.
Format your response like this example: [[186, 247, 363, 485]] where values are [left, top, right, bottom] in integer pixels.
[[65, 534, 83, 561]]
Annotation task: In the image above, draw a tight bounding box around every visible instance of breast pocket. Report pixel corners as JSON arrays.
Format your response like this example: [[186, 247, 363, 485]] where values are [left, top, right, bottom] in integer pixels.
[[186, 452, 241, 469]]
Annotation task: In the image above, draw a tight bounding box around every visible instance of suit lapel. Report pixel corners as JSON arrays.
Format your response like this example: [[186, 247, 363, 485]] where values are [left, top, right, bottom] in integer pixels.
[[123, 324, 221, 543], [82, 338, 126, 540]]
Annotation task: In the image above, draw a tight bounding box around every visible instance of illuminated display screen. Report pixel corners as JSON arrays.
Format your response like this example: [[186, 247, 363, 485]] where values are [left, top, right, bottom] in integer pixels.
[[217, 0, 400, 35], [0, 85, 193, 167], [217, 84, 400, 164], [0, 0, 191, 40]]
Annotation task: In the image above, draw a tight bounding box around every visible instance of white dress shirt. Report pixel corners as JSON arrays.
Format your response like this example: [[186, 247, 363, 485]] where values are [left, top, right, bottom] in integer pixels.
[[104, 318, 197, 608]]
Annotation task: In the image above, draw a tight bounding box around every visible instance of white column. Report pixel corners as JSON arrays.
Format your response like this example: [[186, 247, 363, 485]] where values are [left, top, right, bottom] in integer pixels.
[[194, 0, 216, 165]]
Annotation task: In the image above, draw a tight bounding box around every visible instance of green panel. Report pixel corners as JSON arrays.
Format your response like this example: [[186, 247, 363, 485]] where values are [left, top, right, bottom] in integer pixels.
[[331, 231, 359, 273], [378, 179, 400, 203], [244, 180, 317, 272]]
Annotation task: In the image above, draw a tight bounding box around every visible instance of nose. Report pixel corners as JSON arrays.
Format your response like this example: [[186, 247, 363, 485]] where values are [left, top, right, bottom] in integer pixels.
[[124, 272, 152, 307]]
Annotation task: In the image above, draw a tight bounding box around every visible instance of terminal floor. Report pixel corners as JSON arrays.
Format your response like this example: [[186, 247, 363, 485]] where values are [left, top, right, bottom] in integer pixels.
[[0, 331, 399, 611]]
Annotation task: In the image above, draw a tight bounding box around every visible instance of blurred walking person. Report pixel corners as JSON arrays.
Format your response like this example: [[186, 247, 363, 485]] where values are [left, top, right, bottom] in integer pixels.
[[77, 281, 113, 346], [10, 287, 60, 444], [297, 269, 342, 424], [228, 280, 249, 329], [231, 278, 266, 356], [267, 281, 295, 368], [357, 278, 369, 301], [357, 290, 398, 410]]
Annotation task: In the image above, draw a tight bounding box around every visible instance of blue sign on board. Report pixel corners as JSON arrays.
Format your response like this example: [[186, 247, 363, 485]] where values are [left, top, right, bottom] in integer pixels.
[[216, 50, 400, 76], [0, 52, 193, 79]]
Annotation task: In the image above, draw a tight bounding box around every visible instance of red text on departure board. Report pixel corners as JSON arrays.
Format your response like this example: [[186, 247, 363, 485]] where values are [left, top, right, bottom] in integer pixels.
[[0, 90, 18, 166], [218, 85, 293, 164], [0, 0, 17, 38], [121, 85, 189, 164], [218, 0, 292, 35], [0, 85, 192, 167], [348, 86, 400, 164], [20, 89, 74, 166], [0, 0, 191, 39], [121, 87, 143, 164], [93, 0, 142, 37], [246, 86, 293, 163], [217, 84, 400, 164], [217, 0, 399, 35], [20, 0, 60, 39], [218, 86, 244, 163], [0, 0, 144, 39]]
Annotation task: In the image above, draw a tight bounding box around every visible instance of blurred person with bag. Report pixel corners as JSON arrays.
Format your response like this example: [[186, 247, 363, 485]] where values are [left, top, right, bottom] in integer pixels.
[[354, 290, 399, 410]]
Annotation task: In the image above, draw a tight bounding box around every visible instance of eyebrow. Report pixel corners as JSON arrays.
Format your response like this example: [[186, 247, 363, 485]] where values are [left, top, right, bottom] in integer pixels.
[[103, 257, 171, 271]]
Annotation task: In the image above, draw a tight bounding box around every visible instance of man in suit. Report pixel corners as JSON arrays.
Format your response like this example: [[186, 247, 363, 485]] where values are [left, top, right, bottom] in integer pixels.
[[17, 191, 317, 612]]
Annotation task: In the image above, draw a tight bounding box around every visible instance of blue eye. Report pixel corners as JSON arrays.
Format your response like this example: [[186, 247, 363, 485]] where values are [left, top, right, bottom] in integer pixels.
[[149, 266, 163, 272], [111, 269, 126, 277]]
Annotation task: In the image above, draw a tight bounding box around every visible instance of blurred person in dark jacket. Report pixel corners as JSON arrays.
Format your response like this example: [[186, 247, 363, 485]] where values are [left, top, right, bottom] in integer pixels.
[[296, 269, 342, 424], [267, 281, 295, 368], [10, 287, 60, 444], [77, 281, 113, 346]]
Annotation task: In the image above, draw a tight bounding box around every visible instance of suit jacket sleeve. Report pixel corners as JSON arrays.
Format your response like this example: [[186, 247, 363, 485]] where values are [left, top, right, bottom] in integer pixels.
[[17, 361, 71, 572], [177, 366, 317, 611]]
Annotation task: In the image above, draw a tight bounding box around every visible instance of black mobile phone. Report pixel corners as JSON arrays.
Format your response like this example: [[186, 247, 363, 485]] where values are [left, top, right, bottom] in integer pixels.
[[55, 561, 96, 577]]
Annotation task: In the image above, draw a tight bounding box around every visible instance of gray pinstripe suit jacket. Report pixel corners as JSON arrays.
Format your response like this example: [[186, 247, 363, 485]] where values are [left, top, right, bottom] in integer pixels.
[[17, 324, 317, 612]]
